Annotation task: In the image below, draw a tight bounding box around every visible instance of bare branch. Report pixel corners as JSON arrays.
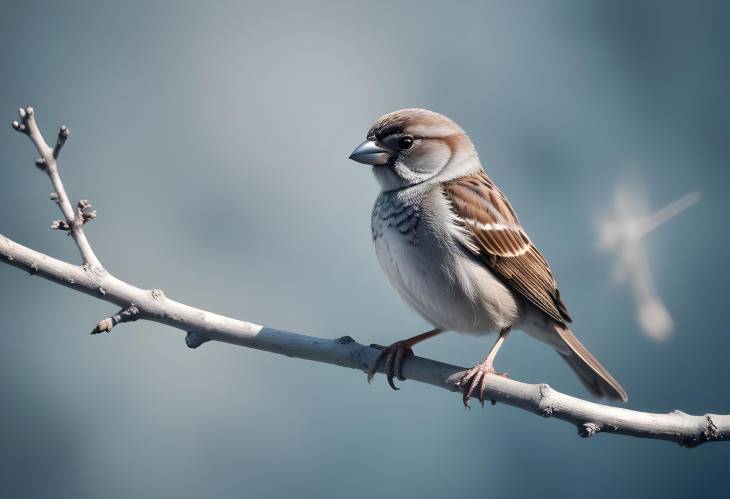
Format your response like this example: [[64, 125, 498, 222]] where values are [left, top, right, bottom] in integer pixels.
[[12, 107, 103, 270], [2, 107, 728, 447]]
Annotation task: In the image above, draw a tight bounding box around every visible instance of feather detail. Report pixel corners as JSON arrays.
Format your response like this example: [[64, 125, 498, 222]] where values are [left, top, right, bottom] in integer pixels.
[[443, 170, 572, 324], [554, 324, 627, 402]]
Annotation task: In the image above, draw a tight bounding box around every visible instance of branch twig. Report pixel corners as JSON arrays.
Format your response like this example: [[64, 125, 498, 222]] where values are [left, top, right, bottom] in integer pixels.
[[12, 106, 103, 270], [2, 107, 728, 447]]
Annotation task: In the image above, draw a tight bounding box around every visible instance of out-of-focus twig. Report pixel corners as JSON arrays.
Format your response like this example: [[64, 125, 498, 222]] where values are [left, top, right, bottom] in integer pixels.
[[599, 184, 700, 341]]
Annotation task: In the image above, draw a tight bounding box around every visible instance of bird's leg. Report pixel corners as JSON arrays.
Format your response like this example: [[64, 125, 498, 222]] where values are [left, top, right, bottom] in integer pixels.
[[458, 327, 511, 408], [368, 328, 442, 390]]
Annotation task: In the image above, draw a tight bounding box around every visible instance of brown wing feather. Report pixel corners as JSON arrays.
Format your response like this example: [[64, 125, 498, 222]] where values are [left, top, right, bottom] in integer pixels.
[[443, 170, 572, 324]]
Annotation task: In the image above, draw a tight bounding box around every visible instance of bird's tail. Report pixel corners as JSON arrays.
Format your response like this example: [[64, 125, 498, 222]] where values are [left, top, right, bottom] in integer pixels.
[[553, 324, 628, 402]]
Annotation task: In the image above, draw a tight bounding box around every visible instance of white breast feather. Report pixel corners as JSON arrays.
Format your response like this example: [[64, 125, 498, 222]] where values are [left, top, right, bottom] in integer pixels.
[[373, 187, 519, 334]]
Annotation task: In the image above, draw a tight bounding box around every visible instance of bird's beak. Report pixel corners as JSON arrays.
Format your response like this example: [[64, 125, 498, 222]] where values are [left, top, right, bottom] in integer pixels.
[[349, 140, 391, 166]]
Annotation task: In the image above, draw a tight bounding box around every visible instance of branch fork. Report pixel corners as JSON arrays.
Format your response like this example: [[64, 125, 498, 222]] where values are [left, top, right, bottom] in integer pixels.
[[2, 106, 729, 447]]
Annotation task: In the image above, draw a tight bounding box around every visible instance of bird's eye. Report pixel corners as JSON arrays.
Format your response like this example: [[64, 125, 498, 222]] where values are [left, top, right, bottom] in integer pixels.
[[398, 136, 414, 150]]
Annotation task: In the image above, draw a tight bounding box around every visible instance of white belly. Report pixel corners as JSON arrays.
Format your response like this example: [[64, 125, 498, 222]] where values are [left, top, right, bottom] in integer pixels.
[[372, 187, 519, 335]]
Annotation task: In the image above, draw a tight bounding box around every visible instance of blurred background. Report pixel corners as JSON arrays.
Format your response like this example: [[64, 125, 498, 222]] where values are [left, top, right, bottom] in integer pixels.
[[1, 1, 729, 498]]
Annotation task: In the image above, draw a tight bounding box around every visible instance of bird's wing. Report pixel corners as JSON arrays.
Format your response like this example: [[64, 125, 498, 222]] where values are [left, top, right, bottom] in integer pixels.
[[442, 170, 572, 324]]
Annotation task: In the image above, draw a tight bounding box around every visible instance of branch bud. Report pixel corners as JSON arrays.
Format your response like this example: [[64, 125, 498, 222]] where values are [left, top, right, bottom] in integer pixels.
[[51, 220, 71, 231], [91, 305, 140, 335], [186, 331, 210, 349], [92, 318, 114, 334], [77, 199, 97, 224], [12, 106, 34, 134], [53, 125, 70, 158]]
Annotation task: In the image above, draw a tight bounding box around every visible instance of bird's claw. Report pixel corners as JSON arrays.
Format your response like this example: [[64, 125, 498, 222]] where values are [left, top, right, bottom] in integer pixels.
[[367, 341, 415, 390], [457, 361, 509, 408]]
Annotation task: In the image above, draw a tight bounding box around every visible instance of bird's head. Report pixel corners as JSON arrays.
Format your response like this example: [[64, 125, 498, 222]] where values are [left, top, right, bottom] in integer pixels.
[[349, 108, 479, 191]]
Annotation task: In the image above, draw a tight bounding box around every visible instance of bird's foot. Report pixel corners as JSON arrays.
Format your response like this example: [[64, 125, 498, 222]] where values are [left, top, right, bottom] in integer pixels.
[[367, 341, 415, 390], [457, 361, 509, 408]]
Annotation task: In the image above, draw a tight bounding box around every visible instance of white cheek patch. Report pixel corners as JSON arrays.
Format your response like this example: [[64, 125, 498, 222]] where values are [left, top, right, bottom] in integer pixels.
[[407, 141, 451, 174]]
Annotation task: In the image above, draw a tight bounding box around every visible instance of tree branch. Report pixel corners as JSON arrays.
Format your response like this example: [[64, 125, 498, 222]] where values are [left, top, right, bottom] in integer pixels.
[[3, 107, 728, 448], [12, 107, 102, 270]]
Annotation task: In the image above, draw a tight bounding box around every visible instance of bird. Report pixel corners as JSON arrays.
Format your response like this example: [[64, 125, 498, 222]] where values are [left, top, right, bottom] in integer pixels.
[[348, 108, 627, 406]]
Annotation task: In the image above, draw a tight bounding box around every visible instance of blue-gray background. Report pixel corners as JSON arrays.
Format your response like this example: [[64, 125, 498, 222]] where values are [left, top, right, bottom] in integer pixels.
[[1, 1, 728, 498]]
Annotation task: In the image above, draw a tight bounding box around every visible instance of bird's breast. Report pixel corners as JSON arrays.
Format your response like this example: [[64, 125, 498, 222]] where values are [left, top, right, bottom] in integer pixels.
[[371, 188, 519, 334]]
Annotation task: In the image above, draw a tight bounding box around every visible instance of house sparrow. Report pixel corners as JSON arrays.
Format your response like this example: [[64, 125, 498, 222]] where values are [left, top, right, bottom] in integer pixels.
[[349, 108, 627, 406]]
